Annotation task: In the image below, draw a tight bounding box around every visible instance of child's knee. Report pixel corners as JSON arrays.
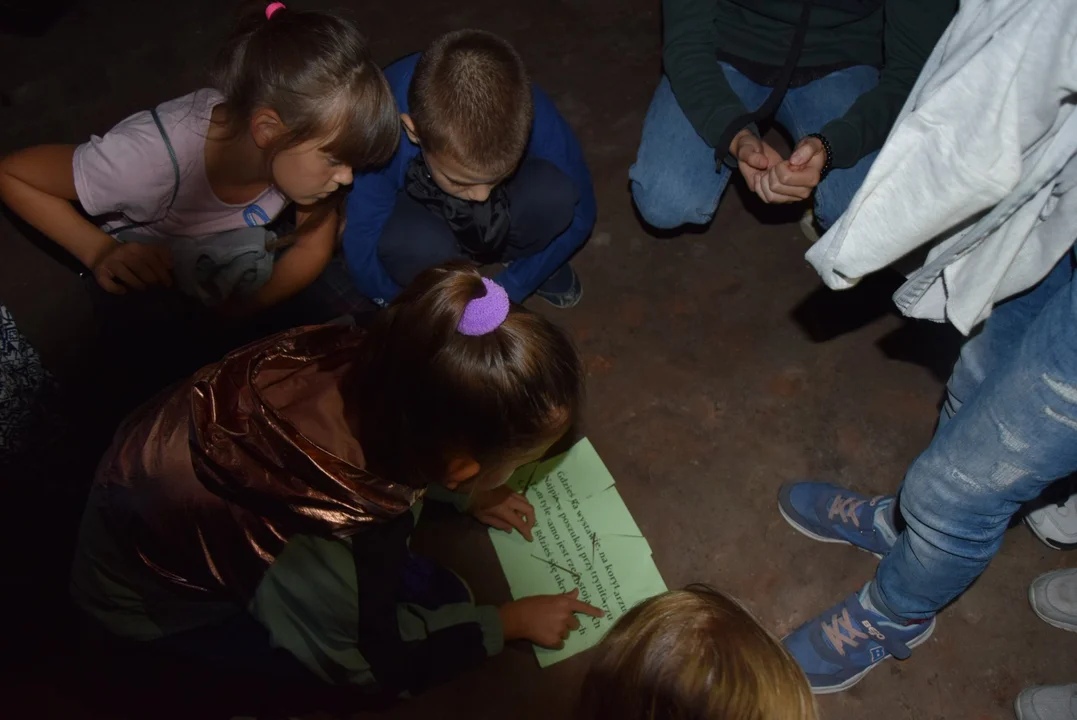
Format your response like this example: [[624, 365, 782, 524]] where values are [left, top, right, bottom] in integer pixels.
[[512, 159, 579, 237], [377, 199, 459, 285]]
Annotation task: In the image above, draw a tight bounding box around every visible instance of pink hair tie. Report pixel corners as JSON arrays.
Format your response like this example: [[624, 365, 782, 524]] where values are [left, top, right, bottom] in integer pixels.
[[458, 278, 510, 336], [265, 2, 286, 19]]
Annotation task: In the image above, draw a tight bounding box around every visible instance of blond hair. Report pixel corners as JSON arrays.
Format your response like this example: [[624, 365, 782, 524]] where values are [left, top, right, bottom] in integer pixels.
[[577, 586, 817, 720]]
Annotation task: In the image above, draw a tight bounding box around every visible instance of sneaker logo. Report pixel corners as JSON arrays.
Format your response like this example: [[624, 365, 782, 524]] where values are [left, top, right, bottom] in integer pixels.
[[869, 646, 886, 663], [861, 620, 887, 642]]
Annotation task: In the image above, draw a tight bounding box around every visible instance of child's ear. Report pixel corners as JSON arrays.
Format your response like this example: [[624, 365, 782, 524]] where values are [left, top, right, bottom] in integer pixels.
[[250, 108, 286, 149], [400, 114, 420, 145], [443, 455, 480, 491]]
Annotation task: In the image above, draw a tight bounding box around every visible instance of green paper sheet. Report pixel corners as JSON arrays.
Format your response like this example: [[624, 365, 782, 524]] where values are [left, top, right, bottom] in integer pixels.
[[490, 438, 667, 667]]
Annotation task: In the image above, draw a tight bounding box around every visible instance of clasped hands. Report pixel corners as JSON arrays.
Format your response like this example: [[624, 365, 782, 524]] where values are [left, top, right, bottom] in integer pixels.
[[729, 128, 827, 204]]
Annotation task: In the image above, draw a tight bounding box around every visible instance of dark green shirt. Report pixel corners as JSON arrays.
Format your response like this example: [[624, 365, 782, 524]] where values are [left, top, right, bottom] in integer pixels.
[[663, 0, 956, 168]]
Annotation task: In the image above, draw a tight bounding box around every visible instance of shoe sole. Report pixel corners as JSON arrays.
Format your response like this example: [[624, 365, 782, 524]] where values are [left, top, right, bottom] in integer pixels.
[[537, 283, 583, 309], [810, 617, 937, 695], [778, 502, 884, 560], [1028, 583, 1077, 633], [1023, 516, 1077, 551]]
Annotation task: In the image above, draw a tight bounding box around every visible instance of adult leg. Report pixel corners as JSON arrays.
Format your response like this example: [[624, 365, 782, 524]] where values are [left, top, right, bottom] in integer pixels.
[[629, 68, 769, 230], [782, 250, 1077, 692], [937, 258, 1075, 428], [779, 258, 1077, 556], [876, 253, 1077, 619], [501, 158, 579, 261], [776, 66, 880, 231], [377, 193, 463, 288]]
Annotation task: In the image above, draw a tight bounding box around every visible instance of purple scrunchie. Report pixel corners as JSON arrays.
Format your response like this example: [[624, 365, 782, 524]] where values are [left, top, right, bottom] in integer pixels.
[[457, 278, 510, 336]]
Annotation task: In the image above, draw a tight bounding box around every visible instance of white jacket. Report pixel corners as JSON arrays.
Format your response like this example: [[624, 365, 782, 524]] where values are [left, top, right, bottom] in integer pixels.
[[806, 0, 1077, 335]]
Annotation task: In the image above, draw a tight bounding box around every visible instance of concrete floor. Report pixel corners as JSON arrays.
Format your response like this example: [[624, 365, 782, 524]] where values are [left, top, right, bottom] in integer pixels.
[[2, 1, 1076, 718]]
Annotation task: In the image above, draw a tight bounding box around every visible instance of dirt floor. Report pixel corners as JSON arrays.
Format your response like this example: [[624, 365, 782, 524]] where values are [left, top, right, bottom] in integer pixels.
[[2, 1, 1076, 718]]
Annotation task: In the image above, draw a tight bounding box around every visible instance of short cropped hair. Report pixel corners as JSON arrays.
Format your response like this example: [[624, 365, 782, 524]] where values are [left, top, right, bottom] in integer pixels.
[[408, 29, 534, 177]]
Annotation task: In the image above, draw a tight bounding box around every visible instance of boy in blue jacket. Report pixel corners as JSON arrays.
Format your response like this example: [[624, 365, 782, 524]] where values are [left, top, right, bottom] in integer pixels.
[[342, 29, 596, 308]]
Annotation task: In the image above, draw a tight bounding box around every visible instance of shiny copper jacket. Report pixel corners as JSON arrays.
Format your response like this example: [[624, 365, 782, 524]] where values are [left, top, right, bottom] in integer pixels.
[[93, 324, 424, 603]]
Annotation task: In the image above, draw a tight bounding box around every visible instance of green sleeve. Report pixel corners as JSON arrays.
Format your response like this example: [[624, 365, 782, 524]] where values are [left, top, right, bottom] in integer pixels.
[[820, 0, 956, 168], [663, 0, 754, 158], [250, 534, 503, 688]]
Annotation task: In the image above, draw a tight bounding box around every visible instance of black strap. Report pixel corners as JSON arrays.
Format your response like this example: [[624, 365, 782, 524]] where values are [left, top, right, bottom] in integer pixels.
[[352, 512, 486, 694], [715, 0, 817, 159], [109, 107, 181, 235]]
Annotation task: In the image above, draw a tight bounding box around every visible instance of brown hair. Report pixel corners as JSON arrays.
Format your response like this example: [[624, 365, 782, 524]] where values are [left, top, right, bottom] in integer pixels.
[[578, 587, 817, 720], [350, 262, 583, 489], [211, 1, 400, 172], [408, 29, 534, 178]]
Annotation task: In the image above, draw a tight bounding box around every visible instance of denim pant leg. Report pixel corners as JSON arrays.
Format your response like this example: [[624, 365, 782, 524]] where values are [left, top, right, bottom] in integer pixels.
[[629, 68, 770, 230], [938, 258, 1075, 427], [875, 252, 1077, 620], [776, 66, 881, 230]]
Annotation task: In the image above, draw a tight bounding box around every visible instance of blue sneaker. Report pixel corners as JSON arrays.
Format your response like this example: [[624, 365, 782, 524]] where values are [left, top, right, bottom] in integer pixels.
[[783, 583, 935, 694], [779, 482, 898, 558], [534, 263, 582, 309]]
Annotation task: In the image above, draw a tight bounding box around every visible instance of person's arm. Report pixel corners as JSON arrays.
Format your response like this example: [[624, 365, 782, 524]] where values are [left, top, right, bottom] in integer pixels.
[[0, 145, 112, 267], [351, 511, 600, 693], [340, 164, 407, 306], [498, 88, 596, 303], [818, 0, 957, 169], [350, 511, 500, 693], [426, 483, 537, 541], [663, 0, 753, 160], [0, 145, 172, 292]]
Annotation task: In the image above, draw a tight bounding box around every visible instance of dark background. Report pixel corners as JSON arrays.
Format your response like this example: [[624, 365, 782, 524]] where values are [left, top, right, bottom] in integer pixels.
[[1, 1, 1074, 718]]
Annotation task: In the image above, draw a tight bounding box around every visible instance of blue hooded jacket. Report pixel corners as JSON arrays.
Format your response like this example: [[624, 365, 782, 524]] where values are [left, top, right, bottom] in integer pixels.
[[341, 53, 596, 304]]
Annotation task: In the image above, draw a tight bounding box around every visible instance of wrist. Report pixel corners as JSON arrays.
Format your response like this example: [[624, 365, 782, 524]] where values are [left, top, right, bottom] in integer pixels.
[[84, 236, 118, 270], [498, 602, 523, 641], [806, 133, 833, 181]]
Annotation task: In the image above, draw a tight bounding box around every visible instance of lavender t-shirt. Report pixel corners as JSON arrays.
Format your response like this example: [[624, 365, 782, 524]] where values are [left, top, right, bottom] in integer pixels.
[[73, 89, 288, 238]]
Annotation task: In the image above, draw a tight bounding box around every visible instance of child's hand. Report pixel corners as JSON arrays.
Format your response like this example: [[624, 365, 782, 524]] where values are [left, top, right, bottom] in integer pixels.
[[471, 486, 536, 541], [94, 242, 172, 294], [499, 589, 605, 648]]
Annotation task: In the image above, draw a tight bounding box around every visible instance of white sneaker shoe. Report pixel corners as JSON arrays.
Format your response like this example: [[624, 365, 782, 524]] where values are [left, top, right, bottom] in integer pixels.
[[1026, 492, 1077, 550], [1015, 684, 1077, 720], [1030, 568, 1077, 633], [799, 208, 820, 243]]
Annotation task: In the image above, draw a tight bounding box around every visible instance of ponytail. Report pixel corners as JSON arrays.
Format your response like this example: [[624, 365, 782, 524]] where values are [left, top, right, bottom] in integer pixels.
[[349, 262, 584, 488]]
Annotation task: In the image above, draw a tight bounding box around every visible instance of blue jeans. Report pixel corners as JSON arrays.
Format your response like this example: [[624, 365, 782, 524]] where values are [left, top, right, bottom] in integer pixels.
[[875, 248, 1077, 620], [629, 65, 880, 231]]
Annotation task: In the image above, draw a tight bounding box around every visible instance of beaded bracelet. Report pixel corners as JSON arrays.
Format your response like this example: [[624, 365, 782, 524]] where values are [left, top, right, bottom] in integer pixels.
[[806, 133, 832, 182]]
